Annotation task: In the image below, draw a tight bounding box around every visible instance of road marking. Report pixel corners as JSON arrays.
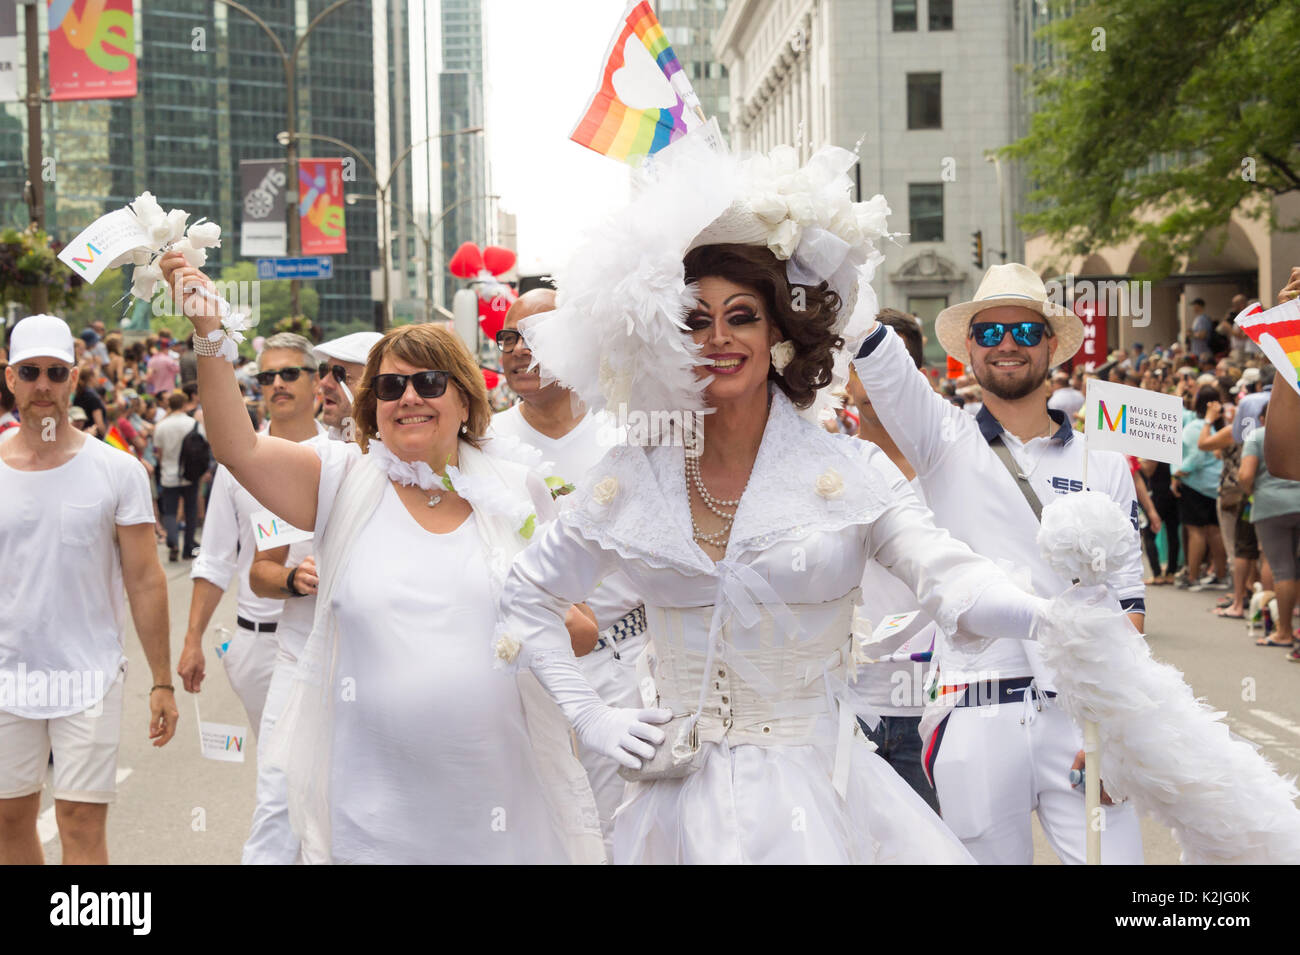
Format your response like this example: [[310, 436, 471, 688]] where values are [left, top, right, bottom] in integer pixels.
[[38, 768, 132, 844], [1249, 709, 1300, 739], [1227, 719, 1300, 766]]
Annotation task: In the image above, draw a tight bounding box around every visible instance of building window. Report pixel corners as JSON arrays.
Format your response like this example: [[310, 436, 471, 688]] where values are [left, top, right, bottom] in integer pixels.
[[906, 73, 942, 129], [893, 0, 917, 31], [908, 183, 944, 242], [929, 0, 954, 30]]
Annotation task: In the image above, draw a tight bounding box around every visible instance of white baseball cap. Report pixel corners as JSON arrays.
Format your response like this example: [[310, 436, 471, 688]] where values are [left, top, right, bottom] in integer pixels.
[[313, 332, 383, 367], [9, 314, 76, 365]]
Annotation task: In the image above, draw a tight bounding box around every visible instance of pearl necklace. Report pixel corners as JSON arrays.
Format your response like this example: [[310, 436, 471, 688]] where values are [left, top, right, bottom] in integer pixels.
[[685, 449, 748, 548]]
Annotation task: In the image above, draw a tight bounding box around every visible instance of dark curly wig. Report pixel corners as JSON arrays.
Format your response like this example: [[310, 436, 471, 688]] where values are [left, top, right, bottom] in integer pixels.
[[682, 243, 843, 409]]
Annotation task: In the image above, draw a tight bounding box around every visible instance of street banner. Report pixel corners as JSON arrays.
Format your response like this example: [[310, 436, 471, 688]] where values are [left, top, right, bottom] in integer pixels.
[[48, 0, 138, 101], [0, 1, 17, 104], [298, 157, 346, 255], [570, 0, 704, 163], [240, 159, 288, 257], [1084, 378, 1183, 466], [1235, 298, 1300, 396], [56, 207, 151, 283], [1073, 294, 1108, 371]]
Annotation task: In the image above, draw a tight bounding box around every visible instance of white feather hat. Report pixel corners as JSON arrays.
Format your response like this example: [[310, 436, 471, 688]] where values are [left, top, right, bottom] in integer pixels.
[[521, 131, 892, 423]]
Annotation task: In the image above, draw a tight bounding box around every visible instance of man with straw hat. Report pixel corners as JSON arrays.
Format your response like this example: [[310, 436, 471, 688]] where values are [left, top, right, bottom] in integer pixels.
[[852, 263, 1147, 864]]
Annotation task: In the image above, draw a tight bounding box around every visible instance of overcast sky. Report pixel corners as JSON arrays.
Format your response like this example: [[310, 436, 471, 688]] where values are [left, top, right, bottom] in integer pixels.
[[482, 0, 632, 275]]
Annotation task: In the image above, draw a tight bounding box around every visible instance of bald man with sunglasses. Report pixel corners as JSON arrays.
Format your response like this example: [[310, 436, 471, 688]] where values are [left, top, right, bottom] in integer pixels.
[[852, 264, 1146, 865]]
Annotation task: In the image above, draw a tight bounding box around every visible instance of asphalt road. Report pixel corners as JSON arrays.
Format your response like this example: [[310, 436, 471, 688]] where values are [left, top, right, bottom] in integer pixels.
[[33, 545, 1299, 865]]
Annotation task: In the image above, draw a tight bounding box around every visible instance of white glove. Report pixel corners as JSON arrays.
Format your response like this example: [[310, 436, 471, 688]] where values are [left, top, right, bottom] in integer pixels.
[[531, 652, 672, 768]]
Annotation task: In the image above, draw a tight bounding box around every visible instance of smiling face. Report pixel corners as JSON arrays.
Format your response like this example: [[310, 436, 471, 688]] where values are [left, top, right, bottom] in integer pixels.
[[373, 353, 468, 463], [257, 348, 317, 425], [966, 305, 1058, 402], [685, 275, 782, 407], [500, 289, 558, 401], [6, 358, 75, 430]]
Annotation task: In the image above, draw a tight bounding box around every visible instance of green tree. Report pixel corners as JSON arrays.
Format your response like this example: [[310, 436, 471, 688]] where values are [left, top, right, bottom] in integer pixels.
[[64, 270, 130, 332], [1002, 0, 1300, 276]]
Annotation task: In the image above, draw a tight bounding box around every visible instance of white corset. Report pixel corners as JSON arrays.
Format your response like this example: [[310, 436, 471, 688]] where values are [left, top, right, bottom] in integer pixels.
[[645, 587, 862, 748]]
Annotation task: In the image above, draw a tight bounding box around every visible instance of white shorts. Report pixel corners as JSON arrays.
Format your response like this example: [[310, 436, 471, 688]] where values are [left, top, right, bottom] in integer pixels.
[[0, 673, 125, 804]]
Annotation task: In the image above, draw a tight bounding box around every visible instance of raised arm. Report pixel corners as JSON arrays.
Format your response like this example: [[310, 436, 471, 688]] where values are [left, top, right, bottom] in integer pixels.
[[160, 251, 321, 530], [851, 323, 967, 476]]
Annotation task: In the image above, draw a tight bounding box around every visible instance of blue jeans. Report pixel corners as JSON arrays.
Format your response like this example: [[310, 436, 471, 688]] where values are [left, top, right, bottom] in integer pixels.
[[859, 714, 940, 814], [160, 482, 199, 556]]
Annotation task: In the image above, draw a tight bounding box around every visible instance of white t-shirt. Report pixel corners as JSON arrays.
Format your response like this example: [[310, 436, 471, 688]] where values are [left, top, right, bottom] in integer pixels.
[[191, 424, 328, 632], [154, 412, 201, 487], [488, 404, 641, 630], [1048, 387, 1085, 418], [0, 437, 155, 717]]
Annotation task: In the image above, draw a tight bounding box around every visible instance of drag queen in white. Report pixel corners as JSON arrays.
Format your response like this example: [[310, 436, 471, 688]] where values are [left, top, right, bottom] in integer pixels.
[[151, 279, 603, 864], [498, 136, 1050, 864]]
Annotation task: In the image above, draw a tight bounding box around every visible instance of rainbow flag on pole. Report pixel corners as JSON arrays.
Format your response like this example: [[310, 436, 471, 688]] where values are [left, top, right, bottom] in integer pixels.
[[105, 422, 130, 453], [1235, 299, 1300, 395], [570, 1, 704, 163]]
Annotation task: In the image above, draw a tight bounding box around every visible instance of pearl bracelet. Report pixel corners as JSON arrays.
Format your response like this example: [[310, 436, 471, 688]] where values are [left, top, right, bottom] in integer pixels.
[[188, 285, 254, 363]]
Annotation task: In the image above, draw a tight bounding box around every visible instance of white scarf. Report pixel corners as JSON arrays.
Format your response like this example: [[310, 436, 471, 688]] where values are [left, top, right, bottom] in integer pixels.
[[264, 439, 604, 864]]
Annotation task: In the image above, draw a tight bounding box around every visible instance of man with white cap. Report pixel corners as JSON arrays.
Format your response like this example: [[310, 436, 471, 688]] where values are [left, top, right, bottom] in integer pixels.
[[312, 331, 382, 439], [179, 333, 327, 746], [853, 264, 1147, 864], [0, 314, 177, 864], [235, 329, 375, 863]]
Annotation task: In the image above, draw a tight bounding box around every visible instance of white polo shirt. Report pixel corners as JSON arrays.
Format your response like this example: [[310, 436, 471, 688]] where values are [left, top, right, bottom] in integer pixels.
[[853, 324, 1144, 690], [190, 423, 329, 629]]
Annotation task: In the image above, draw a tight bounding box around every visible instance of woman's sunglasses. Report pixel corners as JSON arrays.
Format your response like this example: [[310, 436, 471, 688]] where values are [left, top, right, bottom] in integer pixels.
[[16, 364, 72, 383], [372, 370, 450, 402], [969, 321, 1053, 349], [253, 365, 317, 386]]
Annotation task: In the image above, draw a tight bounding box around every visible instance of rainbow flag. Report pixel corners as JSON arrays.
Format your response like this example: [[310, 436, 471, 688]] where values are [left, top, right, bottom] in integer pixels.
[[1235, 299, 1300, 396], [105, 423, 129, 453], [570, 1, 703, 163]]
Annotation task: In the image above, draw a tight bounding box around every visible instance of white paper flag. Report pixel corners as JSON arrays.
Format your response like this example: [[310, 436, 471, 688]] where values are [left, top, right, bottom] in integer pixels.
[[1084, 378, 1184, 466], [56, 208, 152, 283], [250, 509, 312, 551]]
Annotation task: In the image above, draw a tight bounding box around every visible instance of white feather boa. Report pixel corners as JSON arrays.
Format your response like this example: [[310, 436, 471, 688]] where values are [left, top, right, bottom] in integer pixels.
[[1036, 491, 1300, 864]]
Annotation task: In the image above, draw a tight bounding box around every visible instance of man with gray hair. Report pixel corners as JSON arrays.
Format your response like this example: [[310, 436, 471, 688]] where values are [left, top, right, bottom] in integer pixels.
[[179, 332, 327, 743]]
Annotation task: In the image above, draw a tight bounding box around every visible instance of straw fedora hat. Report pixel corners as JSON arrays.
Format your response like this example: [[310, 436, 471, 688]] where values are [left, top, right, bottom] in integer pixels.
[[935, 263, 1082, 365]]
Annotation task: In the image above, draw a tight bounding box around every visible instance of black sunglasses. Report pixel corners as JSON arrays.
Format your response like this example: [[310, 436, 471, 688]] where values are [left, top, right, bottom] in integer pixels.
[[254, 365, 317, 386], [17, 364, 72, 383], [495, 329, 527, 354], [969, 321, 1053, 349], [318, 361, 351, 384], [372, 370, 450, 402]]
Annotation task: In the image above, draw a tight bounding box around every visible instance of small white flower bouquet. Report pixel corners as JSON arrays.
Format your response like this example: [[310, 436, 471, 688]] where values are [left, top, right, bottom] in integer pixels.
[[106, 191, 225, 303]]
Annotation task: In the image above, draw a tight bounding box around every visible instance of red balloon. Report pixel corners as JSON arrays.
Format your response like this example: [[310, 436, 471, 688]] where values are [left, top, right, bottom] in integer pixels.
[[482, 245, 516, 276], [448, 242, 484, 278], [481, 368, 499, 390]]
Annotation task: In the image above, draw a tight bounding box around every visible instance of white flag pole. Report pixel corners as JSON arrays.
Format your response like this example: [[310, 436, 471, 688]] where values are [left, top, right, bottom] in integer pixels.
[[193, 694, 204, 752]]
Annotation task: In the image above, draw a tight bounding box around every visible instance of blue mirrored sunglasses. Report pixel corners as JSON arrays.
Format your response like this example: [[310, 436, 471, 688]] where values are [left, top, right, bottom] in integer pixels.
[[969, 320, 1051, 348]]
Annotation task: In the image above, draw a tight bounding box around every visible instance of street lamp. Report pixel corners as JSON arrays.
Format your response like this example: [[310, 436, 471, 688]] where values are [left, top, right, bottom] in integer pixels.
[[278, 127, 484, 330], [214, 0, 357, 317]]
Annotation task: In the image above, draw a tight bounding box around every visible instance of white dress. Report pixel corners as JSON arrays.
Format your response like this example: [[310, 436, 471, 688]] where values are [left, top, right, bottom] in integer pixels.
[[314, 448, 570, 863], [502, 391, 1016, 864]]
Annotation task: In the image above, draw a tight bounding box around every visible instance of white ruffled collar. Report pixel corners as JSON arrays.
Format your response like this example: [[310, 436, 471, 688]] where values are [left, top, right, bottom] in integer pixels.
[[560, 389, 892, 573], [367, 438, 442, 493]]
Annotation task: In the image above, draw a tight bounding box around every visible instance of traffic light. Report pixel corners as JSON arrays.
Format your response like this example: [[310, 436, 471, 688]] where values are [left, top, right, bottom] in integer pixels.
[[971, 230, 984, 269]]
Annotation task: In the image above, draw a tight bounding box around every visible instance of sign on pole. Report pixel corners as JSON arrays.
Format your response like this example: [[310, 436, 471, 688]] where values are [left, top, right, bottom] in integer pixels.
[[0, 1, 17, 104], [240, 160, 289, 257], [298, 158, 347, 255], [1084, 378, 1184, 466], [256, 256, 333, 281]]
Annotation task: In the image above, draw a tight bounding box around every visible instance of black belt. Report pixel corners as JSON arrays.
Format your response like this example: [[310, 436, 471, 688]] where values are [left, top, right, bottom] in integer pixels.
[[954, 676, 1055, 708], [236, 615, 277, 634]]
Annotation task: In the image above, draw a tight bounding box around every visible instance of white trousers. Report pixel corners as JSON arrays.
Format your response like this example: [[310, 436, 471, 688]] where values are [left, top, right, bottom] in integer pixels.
[[241, 644, 300, 865], [221, 626, 278, 741], [930, 694, 1144, 865], [576, 631, 646, 855]]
